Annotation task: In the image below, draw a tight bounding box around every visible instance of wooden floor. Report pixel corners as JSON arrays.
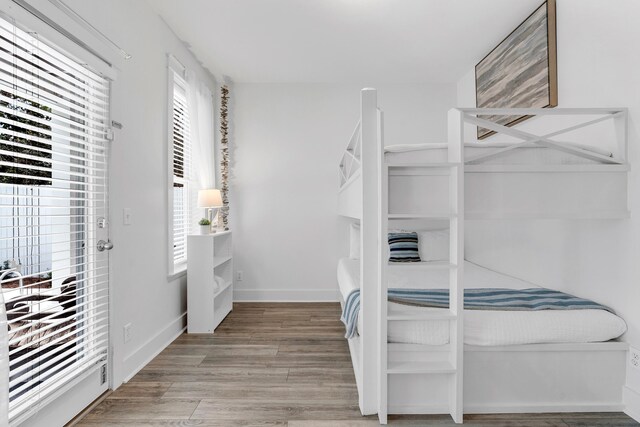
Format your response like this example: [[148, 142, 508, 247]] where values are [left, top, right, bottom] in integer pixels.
[[76, 303, 638, 426]]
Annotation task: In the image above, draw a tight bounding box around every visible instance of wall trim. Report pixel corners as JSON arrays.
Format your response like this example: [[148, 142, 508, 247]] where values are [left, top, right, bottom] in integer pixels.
[[464, 403, 625, 414], [388, 403, 625, 415], [624, 386, 640, 422], [388, 404, 449, 414], [233, 289, 339, 302], [121, 311, 187, 383]]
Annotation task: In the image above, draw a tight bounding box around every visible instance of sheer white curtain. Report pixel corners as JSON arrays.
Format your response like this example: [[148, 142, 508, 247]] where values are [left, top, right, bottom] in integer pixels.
[[186, 71, 216, 190]]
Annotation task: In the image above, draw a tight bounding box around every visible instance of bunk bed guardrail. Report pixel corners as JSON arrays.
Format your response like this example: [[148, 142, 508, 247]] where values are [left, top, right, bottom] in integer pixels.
[[339, 121, 362, 188], [340, 107, 628, 190], [338, 105, 629, 220], [461, 107, 628, 165]]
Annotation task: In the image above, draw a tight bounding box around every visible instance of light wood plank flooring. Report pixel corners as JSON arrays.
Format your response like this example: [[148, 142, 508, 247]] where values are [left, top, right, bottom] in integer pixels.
[[76, 303, 638, 426]]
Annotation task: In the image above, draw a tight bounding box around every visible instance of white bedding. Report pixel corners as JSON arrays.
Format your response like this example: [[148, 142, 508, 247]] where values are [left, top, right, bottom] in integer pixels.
[[384, 142, 613, 165], [337, 258, 627, 346]]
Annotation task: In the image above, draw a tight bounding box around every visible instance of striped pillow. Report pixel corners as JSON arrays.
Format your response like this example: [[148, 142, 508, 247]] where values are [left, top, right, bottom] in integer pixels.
[[388, 232, 421, 262]]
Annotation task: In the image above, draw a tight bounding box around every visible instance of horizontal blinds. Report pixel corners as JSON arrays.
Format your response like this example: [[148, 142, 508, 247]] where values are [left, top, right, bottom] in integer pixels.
[[172, 73, 190, 265], [172, 86, 189, 180], [0, 15, 110, 422]]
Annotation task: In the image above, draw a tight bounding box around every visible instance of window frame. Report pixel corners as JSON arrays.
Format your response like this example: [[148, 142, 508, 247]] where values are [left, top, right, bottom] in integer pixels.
[[167, 56, 191, 278]]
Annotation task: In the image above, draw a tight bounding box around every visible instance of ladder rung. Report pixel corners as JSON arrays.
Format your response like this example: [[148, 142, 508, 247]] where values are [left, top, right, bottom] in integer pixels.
[[387, 312, 456, 321], [388, 213, 457, 219], [388, 261, 456, 270], [387, 162, 460, 168], [387, 361, 456, 375]]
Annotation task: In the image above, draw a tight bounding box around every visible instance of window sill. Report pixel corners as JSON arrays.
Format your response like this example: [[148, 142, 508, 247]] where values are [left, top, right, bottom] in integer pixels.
[[168, 265, 187, 282]]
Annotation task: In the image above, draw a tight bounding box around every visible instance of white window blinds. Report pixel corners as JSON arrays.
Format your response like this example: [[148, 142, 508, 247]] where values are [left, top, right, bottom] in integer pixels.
[[0, 16, 110, 423], [170, 70, 191, 268]]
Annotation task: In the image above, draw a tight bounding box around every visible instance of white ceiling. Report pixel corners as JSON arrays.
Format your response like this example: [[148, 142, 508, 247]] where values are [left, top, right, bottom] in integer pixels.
[[149, 0, 542, 83]]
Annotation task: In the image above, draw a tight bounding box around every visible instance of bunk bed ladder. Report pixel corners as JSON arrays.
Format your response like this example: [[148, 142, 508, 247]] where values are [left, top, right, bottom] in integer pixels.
[[379, 109, 465, 424]]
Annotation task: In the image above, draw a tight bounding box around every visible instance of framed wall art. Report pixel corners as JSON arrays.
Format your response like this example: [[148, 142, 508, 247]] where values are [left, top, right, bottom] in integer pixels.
[[475, 0, 557, 139]]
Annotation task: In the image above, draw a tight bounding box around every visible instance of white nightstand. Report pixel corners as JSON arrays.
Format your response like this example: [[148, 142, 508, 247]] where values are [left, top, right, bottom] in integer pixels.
[[187, 231, 233, 333]]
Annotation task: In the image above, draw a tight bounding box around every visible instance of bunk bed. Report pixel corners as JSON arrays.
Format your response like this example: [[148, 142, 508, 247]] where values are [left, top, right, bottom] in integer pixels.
[[337, 89, 629, 424]]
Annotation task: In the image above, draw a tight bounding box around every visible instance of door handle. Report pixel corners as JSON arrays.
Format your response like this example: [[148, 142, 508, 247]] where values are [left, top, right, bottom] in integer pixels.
[[97, 240, 114, 252]]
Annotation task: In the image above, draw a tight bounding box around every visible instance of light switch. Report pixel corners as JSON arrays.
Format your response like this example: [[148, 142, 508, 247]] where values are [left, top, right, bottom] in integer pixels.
[[123, 208, 132, 225]]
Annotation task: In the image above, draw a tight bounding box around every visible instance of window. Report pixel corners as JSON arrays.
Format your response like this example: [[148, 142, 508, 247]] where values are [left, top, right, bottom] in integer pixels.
[[167, 58, 216, 276], [0, 16, 111, 423], [169, 66, 192, 272]]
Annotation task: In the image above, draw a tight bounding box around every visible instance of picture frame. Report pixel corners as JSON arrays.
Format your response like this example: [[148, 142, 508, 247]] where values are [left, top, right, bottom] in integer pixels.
[[475, 0, 557, 139]]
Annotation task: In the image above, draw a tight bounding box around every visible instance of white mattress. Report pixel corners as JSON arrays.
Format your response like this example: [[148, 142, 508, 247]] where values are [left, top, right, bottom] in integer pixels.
[[384, 142, 613, 165], [337, 258, 627, 346]]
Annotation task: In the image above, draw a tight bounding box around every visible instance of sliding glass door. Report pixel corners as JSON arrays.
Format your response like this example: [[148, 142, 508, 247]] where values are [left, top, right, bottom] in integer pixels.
[[0, 15, 111, 424]]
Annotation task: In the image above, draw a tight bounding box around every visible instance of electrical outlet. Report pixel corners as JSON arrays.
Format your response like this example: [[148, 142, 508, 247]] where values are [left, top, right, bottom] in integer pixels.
[[236, 270, 243, 281], [631, 347, 640, 370], [123, 323, 132, 343]]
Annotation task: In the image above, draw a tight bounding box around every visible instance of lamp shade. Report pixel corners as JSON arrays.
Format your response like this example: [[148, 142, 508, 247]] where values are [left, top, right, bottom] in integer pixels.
[[197, 189, 223, 208]]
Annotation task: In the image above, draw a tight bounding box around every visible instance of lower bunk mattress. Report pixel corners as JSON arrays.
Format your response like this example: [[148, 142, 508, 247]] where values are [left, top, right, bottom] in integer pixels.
[[337, 258, 626, 346]]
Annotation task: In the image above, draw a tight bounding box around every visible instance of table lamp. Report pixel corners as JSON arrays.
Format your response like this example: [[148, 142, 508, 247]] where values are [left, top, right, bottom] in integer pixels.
[[197, 189, 223, 232]]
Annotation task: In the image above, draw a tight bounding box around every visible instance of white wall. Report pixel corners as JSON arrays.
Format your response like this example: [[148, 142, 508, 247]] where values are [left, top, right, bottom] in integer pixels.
[[58, 0, 217, 387], [456, 0, 640, 417], [230, 83, 455, 300]]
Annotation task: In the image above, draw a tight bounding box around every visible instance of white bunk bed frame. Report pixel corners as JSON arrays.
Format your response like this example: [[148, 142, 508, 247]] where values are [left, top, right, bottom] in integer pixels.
[[337, 89, 629, 424]]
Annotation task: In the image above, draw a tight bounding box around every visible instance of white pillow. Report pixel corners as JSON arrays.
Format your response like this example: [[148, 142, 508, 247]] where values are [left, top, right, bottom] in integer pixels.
[[349, 223, 360, 259], [418, 229, 449, 261]]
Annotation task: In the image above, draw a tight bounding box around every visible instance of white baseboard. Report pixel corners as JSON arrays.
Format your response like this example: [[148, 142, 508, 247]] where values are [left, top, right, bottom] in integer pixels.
[[388, 403, 624, 416], [233, 288, 339, 302], [389, 404, 449, 414], [624, 386, 640, 422], [121, 311, 187, 383], [464, 403, 625, 414]]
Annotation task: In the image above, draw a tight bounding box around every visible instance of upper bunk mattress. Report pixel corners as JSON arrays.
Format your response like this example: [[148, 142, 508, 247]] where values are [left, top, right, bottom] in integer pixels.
[[337, 257, 626, 346], [384, 142, 613, 165]]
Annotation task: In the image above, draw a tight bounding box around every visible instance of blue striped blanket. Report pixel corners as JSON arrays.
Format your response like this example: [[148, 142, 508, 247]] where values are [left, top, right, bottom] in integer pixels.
[[340, 288, 613, 339]]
